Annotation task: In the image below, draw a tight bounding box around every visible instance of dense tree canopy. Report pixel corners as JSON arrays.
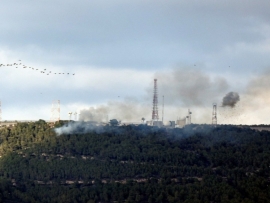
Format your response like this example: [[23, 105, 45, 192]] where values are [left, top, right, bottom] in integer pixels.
[[0, 121, 269, 202]]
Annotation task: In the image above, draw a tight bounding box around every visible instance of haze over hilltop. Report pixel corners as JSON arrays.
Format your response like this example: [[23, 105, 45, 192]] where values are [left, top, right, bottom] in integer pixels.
[[1, 0, 270, 125]]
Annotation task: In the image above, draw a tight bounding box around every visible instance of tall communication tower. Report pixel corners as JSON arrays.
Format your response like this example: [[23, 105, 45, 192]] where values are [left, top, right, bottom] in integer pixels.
[[51, 100, 60, 122], [162, 95, 164, 123], [212, 103, 217, 126], [152, 79, 159, 121]]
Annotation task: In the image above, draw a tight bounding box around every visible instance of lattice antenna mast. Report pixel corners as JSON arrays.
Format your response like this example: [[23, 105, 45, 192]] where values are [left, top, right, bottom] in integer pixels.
[[51, 100, 60, 122], [212, 103, 217, 126], [0, 101, 2, 123], [162, 95, 164, 123], [152, 79, 159, 121]]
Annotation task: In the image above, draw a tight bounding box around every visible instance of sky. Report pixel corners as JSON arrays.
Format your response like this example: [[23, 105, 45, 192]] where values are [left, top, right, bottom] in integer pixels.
[[1, 0, 270, 124]]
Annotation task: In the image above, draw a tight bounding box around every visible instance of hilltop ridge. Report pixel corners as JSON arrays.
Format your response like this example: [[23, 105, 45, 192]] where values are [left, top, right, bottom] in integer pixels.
[[0, 121, 269, 202]]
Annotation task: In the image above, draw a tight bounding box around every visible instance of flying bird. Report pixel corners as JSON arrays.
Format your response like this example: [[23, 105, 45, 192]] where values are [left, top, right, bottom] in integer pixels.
[[1, 61, 77, 77]]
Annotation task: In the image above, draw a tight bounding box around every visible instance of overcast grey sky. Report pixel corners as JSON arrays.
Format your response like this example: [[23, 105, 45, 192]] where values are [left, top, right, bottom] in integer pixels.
[[1, 0, 270, 124]]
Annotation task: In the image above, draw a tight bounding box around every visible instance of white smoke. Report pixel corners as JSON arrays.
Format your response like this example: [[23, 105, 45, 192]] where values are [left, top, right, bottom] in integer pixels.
[[79, 98, 150, 123], [54, 121, 104, 135], [74, 66, 232, 125], [68, 67, 270, 126]]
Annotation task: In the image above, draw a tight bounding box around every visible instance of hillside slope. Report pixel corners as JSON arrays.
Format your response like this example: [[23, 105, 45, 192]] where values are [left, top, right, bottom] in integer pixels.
[[0, 121, 269, 202]]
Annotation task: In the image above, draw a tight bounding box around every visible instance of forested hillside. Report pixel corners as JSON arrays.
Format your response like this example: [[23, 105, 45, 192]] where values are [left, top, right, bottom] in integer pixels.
[[0, 120, 269, 202]]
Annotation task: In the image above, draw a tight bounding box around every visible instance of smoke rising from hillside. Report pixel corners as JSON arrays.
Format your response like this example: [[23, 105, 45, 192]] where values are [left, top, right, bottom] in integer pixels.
[[218, 69, 270, 124], [78, 67, 230, 124], [235, 70, 270, 124], [154, 67, 229, 106], [54, 121, 105, 135], [245, 70, 270, 100], [66, 67, 270, 125], [79, 99, 149, 123], [80, 106, 108, 122], [222, 92, 240, 108]]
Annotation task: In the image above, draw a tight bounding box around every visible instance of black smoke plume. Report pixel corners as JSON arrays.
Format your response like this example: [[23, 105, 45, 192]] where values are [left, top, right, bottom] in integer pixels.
[[154, 67, 229, 106], [222, 92, 240, 108]]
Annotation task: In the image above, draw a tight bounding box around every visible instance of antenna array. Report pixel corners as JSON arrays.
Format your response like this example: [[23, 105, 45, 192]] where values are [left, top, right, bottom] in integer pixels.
[[152, 79, 159, 121]]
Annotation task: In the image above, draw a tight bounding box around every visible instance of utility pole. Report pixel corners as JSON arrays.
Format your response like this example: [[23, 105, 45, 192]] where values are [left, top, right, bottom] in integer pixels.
[[212, 103, 217, 126]]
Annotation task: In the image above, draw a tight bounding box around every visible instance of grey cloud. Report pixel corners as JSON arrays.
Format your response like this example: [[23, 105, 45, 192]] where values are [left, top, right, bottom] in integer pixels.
[[155, 67, 229, 107], [1, 0, 270, 124], [245, 69, 270, 96], [1, 1, 269, 69]]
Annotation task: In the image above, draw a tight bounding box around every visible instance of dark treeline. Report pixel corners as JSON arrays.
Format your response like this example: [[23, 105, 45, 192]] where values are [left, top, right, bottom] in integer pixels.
[[0, 120, 269, 202]]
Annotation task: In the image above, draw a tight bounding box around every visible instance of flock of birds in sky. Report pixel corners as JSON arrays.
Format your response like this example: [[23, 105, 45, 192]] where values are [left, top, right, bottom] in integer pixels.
[[0, 60, 75, 76], [218, 103, 252, 125], [0, 60, 246, 124]]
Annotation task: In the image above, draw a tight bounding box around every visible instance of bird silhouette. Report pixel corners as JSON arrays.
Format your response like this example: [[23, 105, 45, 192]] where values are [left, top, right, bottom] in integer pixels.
[[1, 61, 76, 77]]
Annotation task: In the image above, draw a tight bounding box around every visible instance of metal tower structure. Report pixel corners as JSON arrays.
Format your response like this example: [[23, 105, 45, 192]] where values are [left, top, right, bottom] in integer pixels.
[[152, 79, 159, 121], [212, 103, 217, 126], [51, 100, 60, 122], [162, 95, 164, 123]]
